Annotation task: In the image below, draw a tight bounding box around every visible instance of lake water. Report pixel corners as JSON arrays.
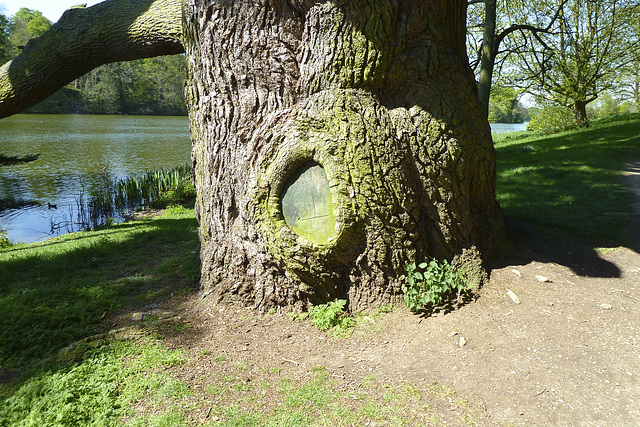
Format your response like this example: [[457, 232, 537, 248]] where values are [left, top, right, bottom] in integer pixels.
[[490, 122, 529, 133], [0, 114, 191, 243]]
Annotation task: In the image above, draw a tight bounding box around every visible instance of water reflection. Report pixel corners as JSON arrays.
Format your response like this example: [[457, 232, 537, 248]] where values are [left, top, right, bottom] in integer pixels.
[[0, 114, 191, 243], [489, 122, 529, 133]]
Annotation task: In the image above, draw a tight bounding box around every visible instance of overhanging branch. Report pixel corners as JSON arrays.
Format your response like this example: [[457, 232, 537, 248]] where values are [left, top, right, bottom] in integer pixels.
[[0, 0, 184, 119]]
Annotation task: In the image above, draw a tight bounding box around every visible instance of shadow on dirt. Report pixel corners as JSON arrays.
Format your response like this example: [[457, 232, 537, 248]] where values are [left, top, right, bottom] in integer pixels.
[[490, 216, 640, 279]]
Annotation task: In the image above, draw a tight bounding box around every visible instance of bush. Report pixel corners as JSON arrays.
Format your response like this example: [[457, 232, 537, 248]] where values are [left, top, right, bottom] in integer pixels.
[[527, 104, 574, 134], [0, 229, 11, 248], [401, 259, 469, 313]]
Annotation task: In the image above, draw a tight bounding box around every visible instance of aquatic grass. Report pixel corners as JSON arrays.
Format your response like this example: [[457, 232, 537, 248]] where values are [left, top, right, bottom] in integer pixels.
[[82, 163, 195, 229], [0, 206, 199, 368], [494, 113, 640, 244]]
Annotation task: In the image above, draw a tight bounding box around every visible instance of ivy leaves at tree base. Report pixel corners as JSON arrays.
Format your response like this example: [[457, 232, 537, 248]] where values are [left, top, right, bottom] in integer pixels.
[[401, 259, 470, 313]]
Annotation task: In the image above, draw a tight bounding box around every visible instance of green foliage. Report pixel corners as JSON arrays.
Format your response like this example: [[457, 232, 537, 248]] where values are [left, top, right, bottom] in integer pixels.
[[307, 299, 356, 334], [0, 338, 186, 426], [587, 91, 637, 120], [6, 8, 51, 58], [12, 8, 51, 37], [489, 86, 528, 124], [73, 55, 187, 116], [0, 13, 11, 64], [526, 103, 574, 134], [0, 229, 11, 248], [401, 260, 469, 313], [495, 113, 640, 243]]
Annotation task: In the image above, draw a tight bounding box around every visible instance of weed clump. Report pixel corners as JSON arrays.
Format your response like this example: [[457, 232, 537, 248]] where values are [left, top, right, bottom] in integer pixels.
[[401, 259, 469, 313], [291, 299, 356, 337], [308, 299, 354, 331]]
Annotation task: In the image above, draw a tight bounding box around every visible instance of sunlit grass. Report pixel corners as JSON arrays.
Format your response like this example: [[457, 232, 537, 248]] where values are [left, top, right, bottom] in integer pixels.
[[494, 113, 640, 244], [0, 206, 199, 367], [0, 338, 187, 426]]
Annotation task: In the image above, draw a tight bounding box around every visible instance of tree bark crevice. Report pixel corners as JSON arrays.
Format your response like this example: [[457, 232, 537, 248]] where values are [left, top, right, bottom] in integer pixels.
[[0, 0, 506, 312], [186, 0, 504, 312]]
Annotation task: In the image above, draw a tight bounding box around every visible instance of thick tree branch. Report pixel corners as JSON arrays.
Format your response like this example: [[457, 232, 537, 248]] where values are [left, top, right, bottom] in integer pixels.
[[494, 0, 567, 49], [0, 0, 184, 119]]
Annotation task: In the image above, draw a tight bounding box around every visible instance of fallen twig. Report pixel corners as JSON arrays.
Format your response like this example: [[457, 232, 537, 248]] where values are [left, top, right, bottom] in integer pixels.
[[281, 357, 299, 365]]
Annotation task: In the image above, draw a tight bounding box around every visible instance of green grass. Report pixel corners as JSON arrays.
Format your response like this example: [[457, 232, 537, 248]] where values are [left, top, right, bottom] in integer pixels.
[[494, 113, 640, 244], [0, 205, 199, 368], [0, 206, 481, 425], [0, 337, 187, 426]]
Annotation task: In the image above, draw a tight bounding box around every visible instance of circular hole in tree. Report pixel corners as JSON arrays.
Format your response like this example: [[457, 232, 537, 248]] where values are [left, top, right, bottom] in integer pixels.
[[281, 161, 336, 244]]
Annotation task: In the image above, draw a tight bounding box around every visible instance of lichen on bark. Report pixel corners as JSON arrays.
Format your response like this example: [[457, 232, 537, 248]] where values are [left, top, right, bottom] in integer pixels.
[[185, 0, 505, 311]]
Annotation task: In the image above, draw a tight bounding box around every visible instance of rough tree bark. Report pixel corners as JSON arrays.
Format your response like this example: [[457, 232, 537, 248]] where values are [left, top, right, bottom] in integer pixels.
[[184, 0, 505, 311], [571, 100, 590, 128], [477, 0, 497, 118], [0, 0, 506, 312], [0, 0, 183, 118]]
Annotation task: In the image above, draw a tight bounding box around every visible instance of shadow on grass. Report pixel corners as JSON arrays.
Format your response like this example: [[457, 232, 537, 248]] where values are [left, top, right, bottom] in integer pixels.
[[492, 114, 640, 278], [0, 211, 200, 369]]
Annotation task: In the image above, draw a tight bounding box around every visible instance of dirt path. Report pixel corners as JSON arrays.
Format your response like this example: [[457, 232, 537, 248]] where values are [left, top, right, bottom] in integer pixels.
[[624, 160, 640, 243], [168, 242, 639, 425], [155, 164, 640, 425]]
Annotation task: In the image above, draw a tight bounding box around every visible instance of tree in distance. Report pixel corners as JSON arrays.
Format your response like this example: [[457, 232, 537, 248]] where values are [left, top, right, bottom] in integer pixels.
[[504, 0, 640, 127]]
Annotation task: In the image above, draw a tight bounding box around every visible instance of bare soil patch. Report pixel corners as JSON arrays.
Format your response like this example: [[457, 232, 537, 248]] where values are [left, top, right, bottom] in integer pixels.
[[142, 225, 639, 425], [109, 163, 640, 425]]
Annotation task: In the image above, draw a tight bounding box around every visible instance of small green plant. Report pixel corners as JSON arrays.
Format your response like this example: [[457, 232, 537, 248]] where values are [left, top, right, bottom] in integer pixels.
[[307, 299, 355, 334], [234, 361, 249, 370], [288, 311, 308, 322], [0, 229, 12, 248], [377, 304, 394, 314], [401, 259, 469, 312]]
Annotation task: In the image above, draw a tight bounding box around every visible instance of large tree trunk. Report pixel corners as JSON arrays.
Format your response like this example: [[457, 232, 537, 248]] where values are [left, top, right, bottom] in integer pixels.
[[184, 0, 505, 311], [571, 100, 590, 128]]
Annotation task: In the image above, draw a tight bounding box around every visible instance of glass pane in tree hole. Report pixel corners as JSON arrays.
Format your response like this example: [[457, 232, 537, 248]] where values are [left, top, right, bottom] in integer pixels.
[[281, 161, 336, 244]]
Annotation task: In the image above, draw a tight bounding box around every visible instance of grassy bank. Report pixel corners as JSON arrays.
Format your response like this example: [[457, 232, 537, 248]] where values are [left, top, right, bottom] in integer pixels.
[[0, 205, 199, 368], [494, 113, 640, 245]]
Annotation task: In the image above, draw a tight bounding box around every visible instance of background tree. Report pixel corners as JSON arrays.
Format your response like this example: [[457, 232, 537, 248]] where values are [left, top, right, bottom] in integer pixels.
[[614, 4, 640, 111], [77, 55, 187, 115], [506, 0, 640, 127], [466, 0, 566, 118], [7, 8, 52, 58], [0, 12, 10, 64], [0, 0, 506, 312]]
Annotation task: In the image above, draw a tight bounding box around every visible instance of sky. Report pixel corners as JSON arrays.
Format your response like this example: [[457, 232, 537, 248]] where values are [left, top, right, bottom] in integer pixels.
[[1, 0, 103, 22]]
